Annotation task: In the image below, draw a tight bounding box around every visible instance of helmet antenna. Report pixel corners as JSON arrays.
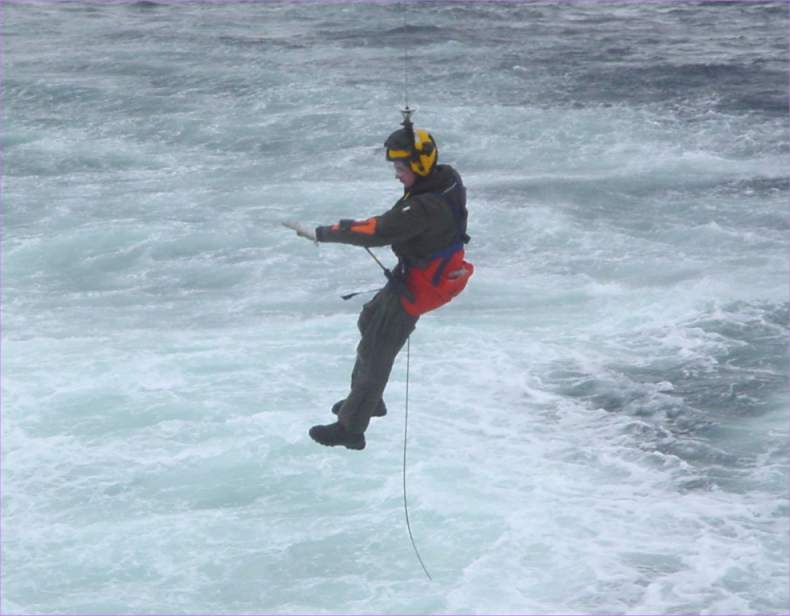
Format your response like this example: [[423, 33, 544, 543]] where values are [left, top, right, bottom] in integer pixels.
[[399, 105, 416, 160], [400, 105, 414, 130]]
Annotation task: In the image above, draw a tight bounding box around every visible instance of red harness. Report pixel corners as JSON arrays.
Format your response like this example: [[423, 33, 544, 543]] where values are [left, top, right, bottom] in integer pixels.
[[401, 248, 474, 317]]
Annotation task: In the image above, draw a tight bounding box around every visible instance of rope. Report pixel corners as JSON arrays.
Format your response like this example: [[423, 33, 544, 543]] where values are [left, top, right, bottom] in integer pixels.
[[403, 8, 409, 110], [365, 247, 389, 274], [402, 336, 432, 581], [397, 1, 430, 582]]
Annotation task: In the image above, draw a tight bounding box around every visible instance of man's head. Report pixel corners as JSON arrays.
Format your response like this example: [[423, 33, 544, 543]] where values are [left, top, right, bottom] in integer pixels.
[[393, 159, 417, 188], [385, 125, 438, 179]]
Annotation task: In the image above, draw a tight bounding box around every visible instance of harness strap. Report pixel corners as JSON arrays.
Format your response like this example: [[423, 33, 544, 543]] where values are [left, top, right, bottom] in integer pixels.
[[424, 178, 469, 286], [429, 241, 464, 285]]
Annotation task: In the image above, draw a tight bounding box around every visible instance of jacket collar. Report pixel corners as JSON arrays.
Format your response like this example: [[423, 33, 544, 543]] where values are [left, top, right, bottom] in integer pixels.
[[406, 165, 452, 196]]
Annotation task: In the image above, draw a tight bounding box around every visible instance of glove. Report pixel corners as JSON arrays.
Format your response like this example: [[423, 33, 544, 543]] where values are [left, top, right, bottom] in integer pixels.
[[282, 221, 318, 245]]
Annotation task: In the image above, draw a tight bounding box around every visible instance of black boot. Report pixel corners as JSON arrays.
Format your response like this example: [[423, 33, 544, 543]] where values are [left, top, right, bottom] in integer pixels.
[[309, 421, 365, 450], [331, 399, 387, 418]]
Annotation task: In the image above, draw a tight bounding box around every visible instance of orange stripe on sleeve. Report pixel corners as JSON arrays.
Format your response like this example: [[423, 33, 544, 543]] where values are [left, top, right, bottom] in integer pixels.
[[350, 217, 378, 235]]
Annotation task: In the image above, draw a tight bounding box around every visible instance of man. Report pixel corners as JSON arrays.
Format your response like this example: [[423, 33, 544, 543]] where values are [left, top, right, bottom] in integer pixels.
[[286, 113, 473, 450]]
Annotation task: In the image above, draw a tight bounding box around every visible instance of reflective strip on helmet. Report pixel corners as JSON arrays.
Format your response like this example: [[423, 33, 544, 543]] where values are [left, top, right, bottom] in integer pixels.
[[387, 148, 411, 160]]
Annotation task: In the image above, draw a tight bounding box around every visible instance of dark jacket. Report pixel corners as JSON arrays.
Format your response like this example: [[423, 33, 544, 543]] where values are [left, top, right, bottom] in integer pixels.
[[315, 164, 467, 264]]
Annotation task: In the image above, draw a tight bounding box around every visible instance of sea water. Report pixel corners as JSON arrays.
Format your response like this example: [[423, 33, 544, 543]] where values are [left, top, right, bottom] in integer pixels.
[[2, 1, 788, 613]]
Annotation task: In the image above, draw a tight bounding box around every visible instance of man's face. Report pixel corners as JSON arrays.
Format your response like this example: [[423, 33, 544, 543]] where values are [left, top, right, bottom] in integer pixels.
[[393, 160, 417, 189]]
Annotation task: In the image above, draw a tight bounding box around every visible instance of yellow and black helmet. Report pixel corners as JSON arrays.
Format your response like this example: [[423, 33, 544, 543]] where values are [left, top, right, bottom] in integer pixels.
[[385, 125, 438, 177]]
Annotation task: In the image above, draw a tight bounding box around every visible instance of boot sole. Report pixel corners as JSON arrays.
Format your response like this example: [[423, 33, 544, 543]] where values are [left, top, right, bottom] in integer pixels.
[[309, 427, 366, 451]]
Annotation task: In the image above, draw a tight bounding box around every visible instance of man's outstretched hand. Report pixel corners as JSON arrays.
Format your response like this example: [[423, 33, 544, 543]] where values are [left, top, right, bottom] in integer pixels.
[[282, 221, 318, 244]]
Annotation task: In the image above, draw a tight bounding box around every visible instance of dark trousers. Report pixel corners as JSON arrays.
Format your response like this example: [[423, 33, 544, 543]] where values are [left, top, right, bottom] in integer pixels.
[[337, 286, 418, 434]]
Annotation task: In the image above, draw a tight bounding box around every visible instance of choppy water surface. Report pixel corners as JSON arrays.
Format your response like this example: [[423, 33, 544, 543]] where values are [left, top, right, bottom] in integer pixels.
[[2, 1, 788, 613]]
